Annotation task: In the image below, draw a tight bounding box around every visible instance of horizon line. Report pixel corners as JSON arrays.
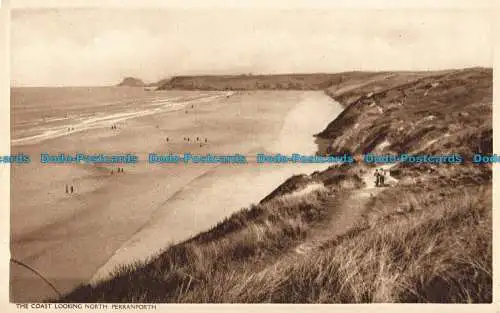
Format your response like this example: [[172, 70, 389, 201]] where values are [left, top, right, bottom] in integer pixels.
[[10, 66, 492, 88]]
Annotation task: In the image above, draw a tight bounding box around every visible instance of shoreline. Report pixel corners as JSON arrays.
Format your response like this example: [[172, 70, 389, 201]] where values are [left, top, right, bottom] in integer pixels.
[[88, 91, 343, 284]]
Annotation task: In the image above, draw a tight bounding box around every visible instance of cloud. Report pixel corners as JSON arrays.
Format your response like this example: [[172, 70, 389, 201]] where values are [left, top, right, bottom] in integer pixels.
[[11, 8, 493, 86]]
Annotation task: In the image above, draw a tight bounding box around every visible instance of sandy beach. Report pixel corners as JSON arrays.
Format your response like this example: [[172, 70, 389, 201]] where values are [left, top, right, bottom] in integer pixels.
[[10, 90, 342, 302]]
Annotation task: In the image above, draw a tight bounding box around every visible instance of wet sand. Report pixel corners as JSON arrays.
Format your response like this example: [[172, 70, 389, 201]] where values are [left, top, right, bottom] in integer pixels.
[[10, 90, 343, 302]]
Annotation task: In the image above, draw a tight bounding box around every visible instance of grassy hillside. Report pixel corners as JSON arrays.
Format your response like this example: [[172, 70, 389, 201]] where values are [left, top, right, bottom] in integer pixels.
[[317, 67, 492, 156], [156, 71, 455, 92], [60, 68, 492, 303]]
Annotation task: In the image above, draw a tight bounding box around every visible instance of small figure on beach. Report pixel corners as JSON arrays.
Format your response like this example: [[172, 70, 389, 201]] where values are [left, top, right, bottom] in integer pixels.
[[379, 168, 385, 186], [204, 138, 208, 143], [70, 185, 74, 193], [166, 137, 169, 142], [374, 169, 380, 187], [191, 105, 194, 109], [65, 184, 69, 194], [196, 137, 199, 141]]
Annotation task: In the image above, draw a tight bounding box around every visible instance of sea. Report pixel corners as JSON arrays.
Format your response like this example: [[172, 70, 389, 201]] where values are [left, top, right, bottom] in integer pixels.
[[10, 87, 230, 146]]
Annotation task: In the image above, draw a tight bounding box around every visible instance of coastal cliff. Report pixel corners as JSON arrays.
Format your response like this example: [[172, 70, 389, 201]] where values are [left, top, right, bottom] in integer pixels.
[[63, 68, 492, 303]]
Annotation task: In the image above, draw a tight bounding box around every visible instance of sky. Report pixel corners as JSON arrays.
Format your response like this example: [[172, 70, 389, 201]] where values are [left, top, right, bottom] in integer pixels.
[[10, 6, 494, 86]]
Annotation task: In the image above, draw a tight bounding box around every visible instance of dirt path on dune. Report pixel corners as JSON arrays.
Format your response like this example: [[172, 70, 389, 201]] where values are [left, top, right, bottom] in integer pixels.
[[295, 164, 397, 255]]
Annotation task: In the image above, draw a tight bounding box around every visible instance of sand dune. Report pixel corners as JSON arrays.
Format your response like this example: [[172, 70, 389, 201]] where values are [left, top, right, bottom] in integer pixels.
[[12, 92, 231, 146]]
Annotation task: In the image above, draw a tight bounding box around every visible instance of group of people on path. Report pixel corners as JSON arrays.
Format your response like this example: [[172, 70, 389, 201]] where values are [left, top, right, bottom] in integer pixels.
[[374, 168, 386, 187]]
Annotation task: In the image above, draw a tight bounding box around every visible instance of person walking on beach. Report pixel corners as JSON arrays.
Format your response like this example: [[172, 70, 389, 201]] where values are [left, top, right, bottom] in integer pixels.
[[65, 184, 69, 194], [70, 185, 74, 193], [379, 168, 385, 187], [374, 169, 380, 187]]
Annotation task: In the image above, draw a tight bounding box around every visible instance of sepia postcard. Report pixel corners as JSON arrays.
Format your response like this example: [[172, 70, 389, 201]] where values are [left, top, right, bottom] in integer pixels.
[[1, 0, 498, 312]]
